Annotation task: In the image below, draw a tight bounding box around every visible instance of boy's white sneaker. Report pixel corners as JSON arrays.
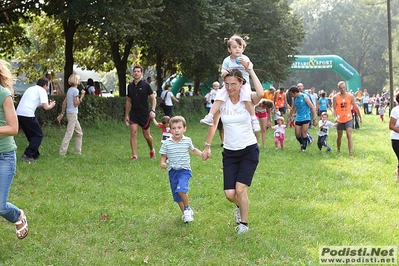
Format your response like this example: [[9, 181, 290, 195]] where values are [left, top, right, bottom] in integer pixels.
[[234, 207, 241, 224], [200, 115, 214, 126], [252, 119, 261, 132], [182, 209, 194, 223], [235, 223, 249, 234]]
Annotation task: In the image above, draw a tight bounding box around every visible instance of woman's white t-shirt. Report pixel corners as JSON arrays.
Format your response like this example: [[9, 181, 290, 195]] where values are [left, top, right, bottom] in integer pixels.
[[220, 98, 257, 150], [390, 106, 399, 140]]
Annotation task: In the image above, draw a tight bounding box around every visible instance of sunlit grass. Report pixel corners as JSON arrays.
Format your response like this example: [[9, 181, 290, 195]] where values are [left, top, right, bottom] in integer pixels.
[[1, 112, 398, 265]]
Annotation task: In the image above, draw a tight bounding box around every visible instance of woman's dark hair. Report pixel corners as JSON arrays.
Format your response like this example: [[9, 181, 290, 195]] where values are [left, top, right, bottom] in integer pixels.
[[395, 91, 399, 103], [87, 78, 94, 86], [288, 85, 299, 94], [224, 69, 246, 85]]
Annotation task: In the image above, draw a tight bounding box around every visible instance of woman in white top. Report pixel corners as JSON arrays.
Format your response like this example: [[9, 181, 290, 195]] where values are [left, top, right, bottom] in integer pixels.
[[389, 91, 399, 182], [202, 63, 264, 234]]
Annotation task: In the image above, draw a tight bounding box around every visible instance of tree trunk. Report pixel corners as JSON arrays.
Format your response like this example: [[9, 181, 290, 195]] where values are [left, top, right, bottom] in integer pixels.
[[63, 19, 78, 93], [110, 39, 133, 97], [156, 53, 163, 94]]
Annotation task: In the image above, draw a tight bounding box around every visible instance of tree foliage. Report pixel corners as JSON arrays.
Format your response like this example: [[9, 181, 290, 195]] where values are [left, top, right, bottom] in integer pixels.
[[241, 0, 305, 82], [6, 0, 305, 97], [288, 0, 391, 94]]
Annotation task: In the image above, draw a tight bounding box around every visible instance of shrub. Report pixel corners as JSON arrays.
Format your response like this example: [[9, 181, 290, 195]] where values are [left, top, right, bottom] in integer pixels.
[[13, 95, 208, 127]]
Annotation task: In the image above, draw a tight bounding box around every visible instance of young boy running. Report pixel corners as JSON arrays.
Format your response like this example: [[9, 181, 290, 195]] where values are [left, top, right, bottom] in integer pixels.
[[159, 116, 204, 223], [317, 112, 336, 152]]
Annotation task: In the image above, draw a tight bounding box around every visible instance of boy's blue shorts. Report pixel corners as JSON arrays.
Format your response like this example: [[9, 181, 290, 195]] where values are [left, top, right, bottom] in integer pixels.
[[168, 169, 192, 202]]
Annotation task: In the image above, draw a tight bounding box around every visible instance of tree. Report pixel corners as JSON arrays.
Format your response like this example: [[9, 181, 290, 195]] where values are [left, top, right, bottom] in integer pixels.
[[241, 0, 305, 82], [288, 0, 389, 94], [0, 0, 41, 57]]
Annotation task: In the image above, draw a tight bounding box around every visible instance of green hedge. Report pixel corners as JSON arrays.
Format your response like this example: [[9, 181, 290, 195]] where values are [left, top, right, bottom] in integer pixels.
[[13, 95, 208, 127]]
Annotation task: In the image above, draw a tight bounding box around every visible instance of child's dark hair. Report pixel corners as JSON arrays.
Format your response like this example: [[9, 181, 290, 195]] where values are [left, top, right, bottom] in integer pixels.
[[170, 116, 186, 127], [224, 35, 249, 49], [161, 116, 170, 125]]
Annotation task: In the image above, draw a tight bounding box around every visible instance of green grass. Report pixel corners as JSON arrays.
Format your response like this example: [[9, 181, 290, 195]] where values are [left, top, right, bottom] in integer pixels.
[[1, 113, 398, 265]]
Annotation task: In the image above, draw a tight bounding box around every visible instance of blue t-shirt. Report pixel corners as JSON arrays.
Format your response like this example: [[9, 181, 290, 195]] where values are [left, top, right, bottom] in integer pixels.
[[319, 97, 329, 111], [66, 87, 79, 114], [294, 94, 311, 122]]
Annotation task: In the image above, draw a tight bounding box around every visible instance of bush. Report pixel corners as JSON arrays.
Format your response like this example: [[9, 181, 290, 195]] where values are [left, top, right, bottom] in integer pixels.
[[13, 95, 208, 127]]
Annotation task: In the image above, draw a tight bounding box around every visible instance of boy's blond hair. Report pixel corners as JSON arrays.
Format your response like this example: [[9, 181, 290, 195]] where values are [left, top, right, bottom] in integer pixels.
[[277, 116, 285, 123], [170, 116, 186, 127]]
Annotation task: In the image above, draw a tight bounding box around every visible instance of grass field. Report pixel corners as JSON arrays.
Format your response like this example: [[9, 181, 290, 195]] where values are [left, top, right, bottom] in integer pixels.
[[1, 112, 398, 265]]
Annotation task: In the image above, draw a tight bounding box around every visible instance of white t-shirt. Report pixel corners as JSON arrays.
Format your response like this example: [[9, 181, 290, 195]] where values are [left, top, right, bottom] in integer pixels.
[[390, 106, 399, 140], [220, 98, 257, 150], [204, 92, 212, 108], [272, 124, 286, 136], [16, 85, 49, 117], [318, 120, 335, 137], [161, 90, 174, 106], [87, 86, 95, 95]]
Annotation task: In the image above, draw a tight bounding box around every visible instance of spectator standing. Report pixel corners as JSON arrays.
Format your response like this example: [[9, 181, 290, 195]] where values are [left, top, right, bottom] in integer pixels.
[[16, 78, 56, 162], [124, 66, 157, 161], [45, 72, 54, 95], [57, 74, 85, 155], [161, 84, 179, 118], [94, 81, 102, 96], [362, 90, 369, 114], [86, 78, 95, 95], [176, 87, 185, 99]]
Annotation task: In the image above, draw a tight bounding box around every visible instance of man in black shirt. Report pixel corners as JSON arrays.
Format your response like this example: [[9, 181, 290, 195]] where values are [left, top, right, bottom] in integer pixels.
[[125, 66, 157, 161]]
